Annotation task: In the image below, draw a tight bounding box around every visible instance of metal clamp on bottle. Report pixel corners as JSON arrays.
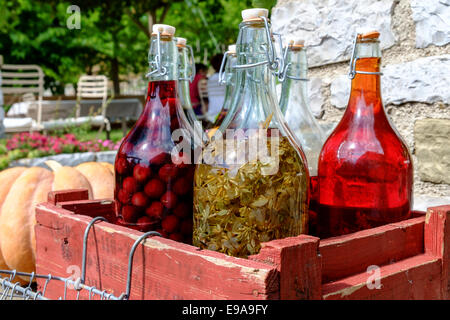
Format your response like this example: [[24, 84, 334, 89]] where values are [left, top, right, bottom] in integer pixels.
[[186, 44, 196, 82], [232, 15, 285, 78], [348, 33, 383, 79], [146, 29, 167, 78], [218, 50, 232, 85], [176, 37, 196, 82]]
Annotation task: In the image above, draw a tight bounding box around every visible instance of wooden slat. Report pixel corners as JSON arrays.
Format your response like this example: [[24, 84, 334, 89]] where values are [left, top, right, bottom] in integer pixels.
[[78, 92, 105, 98], [424, 205, 450, 299], [48, 189, 90, 205], [322, 254, 442, 300], [1, 87, 41, 94], [2, 64, 43, 71], [250, 235, 322, 300], [2, 79, 41, 85], [1, 72, 40, 78], [59, 199, 116, 221], [79, 81, 106, 86], [320, 216, 425, 283], [79, 75, 106, 81], [35, 204, 279, 300]]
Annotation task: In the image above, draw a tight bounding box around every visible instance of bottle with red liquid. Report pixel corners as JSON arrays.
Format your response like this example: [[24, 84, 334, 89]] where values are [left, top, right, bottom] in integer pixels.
[[114, 24, 195, 244], [278, 39, 326, 236], [317, 30, 413, 238]]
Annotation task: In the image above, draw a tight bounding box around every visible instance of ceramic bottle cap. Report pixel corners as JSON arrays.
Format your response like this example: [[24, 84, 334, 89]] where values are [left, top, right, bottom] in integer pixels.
[[176, 37, 187, 46], [241, 8, 269, 21], [152, 24, 176, 36], [228, 44, 236, 53], [355, 27, 380, 39]]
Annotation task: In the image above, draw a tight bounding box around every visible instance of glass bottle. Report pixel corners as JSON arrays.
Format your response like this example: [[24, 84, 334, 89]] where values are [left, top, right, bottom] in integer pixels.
[[279, 39, 326, 236], [114, 24, 195, 244], [193, 9, 310, 257], [205, 44, 237, 137], [317, 30, 413, 238], [176, 37, 199, 129]]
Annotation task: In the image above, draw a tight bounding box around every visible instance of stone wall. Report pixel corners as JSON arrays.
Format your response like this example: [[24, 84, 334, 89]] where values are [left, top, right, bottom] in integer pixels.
[[271, 0, 450, 208]]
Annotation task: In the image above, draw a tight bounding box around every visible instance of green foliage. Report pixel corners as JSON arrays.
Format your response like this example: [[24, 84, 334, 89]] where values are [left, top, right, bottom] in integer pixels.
[[0, 0, 271, 94]]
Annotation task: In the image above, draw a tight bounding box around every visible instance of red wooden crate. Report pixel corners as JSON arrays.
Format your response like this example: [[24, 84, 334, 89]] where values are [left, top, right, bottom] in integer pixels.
[[35, 189, 450, 300]]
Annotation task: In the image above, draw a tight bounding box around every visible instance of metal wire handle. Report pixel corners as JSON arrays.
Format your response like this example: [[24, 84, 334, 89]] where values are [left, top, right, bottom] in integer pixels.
[[348, 33, 383, 79], [218, 50, 232, 85], [146, 30, 168, 78], [232, 16, 284, 75], [124, 231, 161, 300], [177, 42, 196, 82], [81, 216, 109, 284]]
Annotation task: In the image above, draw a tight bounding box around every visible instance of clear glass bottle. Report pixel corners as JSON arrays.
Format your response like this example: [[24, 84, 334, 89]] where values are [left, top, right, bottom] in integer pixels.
[[176, 37, 199, 129], [279, 39, 326, 236], [317, 30, 413, 238], [206, 44, 237, 137], [114, 24, 195, 244], [193, 9, 310, 257]]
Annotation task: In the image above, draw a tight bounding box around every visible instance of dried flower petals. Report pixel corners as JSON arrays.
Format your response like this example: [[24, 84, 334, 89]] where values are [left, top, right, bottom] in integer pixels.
[[193, 136, 309, 257]]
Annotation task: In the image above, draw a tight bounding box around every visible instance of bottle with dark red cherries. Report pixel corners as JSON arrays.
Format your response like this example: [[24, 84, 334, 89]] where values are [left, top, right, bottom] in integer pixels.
[[114, 24, 194, 244], [317, 30, 413, 238]]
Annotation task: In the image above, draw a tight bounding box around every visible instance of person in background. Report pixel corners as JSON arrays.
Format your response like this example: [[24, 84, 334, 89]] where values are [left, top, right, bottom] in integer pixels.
[[206, 54, 226, 123], [190, 63, 208, 116]]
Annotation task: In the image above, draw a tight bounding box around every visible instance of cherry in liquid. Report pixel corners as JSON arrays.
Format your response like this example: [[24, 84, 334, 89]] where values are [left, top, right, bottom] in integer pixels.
[[114, 80, 194, 244]]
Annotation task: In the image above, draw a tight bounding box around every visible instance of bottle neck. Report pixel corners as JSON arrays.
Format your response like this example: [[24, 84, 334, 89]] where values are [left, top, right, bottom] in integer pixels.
[[148, 34, 178, 81], [223, 54, 237, 102], [280, 48, 308, 113], [178, 45, 191, 80], [219, 20, 280, 132], [348, 40, 382, 113]]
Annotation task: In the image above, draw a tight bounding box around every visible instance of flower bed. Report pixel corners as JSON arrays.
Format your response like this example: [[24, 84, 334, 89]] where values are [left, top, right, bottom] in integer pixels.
[[0, 132, 121, 170]]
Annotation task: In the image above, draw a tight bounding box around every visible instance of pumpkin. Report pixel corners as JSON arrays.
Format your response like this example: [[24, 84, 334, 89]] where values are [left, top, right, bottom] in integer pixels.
[[0, 167, 53, 279], [75, 162, 114, 199], [0, 167, 27, 270], [0, 160, 115, 279], [46, 160, 93, 198], [99, 162, 115, 176]]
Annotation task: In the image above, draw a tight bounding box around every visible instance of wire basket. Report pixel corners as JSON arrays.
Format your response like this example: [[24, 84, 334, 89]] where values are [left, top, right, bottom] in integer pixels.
[[0, 216, 161, 300]]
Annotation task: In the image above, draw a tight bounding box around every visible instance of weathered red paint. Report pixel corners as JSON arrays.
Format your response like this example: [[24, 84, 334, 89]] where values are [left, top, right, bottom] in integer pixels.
[[35, 189, 450, 300]]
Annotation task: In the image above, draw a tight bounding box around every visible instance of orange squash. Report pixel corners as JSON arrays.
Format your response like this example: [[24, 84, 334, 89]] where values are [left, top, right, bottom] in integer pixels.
[[0, 167, 53, 278], [0, 160, 116, 277], [46, 160, 93, 199], [75, 162, 114, 199], [0, 167, 27, 270]]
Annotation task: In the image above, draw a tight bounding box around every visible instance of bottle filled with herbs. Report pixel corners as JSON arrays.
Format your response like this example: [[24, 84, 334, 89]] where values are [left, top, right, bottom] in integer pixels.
[[114, 24, 195, 243], [193, 8, 310, 257]]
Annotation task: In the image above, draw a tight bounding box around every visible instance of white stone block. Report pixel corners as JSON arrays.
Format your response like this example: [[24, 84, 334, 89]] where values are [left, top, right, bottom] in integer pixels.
[[271, 0, 396, 67], [330, 55, 450, 107], [411, 0, 450, 48]]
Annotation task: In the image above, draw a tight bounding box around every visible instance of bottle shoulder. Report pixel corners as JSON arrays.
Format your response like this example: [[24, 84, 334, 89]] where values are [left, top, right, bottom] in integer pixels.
[[320, 116, 412, 163]]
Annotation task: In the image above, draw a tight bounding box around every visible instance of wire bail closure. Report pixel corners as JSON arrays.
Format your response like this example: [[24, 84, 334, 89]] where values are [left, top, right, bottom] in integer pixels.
[[218, 50, 232, 85], [146, 29, 168, 78], [177, 38, 196, 82], [348, 33, 383, 79], [278, 45, 309, 82], [232, 16, 285, 78]]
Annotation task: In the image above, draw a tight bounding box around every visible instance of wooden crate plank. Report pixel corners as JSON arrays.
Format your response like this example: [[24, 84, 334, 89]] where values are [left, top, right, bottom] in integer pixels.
[[320, 216, 425, 283], [249, 235, 321, 300], [35, 204, 279, 300], [424, 205, 450, 299], [59, 199, 115, 220], [322, 254, 441, 300], [48, 189, 89, 205]]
